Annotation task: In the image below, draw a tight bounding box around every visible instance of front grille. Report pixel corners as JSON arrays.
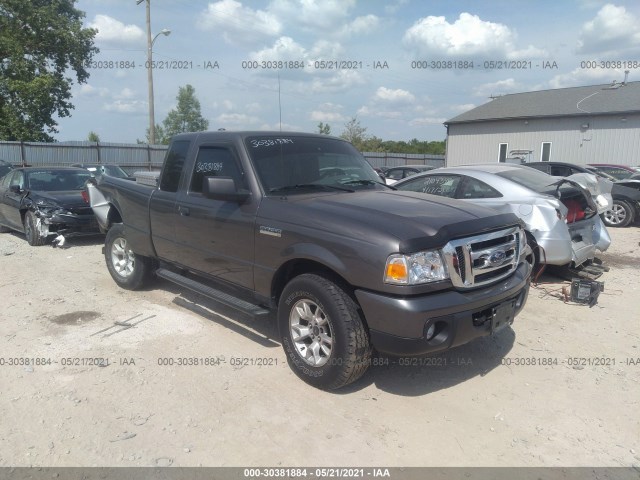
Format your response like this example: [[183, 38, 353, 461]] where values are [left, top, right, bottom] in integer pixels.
[[442, 226, 523, 289]]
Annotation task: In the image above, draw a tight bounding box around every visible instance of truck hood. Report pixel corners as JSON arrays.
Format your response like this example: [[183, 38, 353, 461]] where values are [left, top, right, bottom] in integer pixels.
[[259, 190, 521, 251]]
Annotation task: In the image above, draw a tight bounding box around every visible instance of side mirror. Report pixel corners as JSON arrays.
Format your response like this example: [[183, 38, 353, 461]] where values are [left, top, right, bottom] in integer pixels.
[[9, 184, 22, 194], [202, 176, 250, 203]]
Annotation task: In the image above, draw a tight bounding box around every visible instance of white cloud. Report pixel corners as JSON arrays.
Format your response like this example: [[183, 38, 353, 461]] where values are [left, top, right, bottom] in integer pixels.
[[402, 13, 547, 60], [197, 0, 281, 44], [310, 103, 345, 123], [373, 87, 415, 104], [104, 100, 146, 114], [269, 0, 356, 32], [115, 88, 136, 100], [357, 86, 421, 121], [357, 105, 403, 119], [409, 117, 447, 126], [259, 121, 303, 131], [309, 70, 365, 93], [77, 84, 109, 97], [472, 78, 526, 97], [548, 67, 627, 89], [309, 40, 345, 60], [245, 102, 262, 114], [577, 4, 640, 55], [450, 103, 477, 113], [248, 38, 345, 68], [340, 15, 380, 37], [509, 45, 549, 60], [250, 36, 307, 62], [385, 0, 409, 14], [310, 111, 345, 122], [216, 113, 261, 126], [88, 15, 144, 46]]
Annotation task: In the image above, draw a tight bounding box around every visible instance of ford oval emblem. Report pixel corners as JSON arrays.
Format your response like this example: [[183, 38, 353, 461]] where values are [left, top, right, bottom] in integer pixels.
[[489, 250, 506, 266]]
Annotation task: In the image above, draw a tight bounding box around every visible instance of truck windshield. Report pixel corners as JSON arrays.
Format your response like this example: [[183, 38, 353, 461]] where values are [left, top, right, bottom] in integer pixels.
[[246, 136, 383, 194]]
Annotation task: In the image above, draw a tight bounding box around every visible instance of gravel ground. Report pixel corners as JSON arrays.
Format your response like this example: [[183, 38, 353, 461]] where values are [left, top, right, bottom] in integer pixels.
[[0, 226, 638, 468]]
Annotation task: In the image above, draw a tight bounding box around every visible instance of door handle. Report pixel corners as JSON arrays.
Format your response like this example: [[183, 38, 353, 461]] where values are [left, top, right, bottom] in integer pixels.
[[178, 206, 190, 216]]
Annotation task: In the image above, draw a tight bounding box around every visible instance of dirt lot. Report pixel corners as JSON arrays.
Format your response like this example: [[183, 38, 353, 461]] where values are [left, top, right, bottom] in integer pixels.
[[0, 226, 638, 468]]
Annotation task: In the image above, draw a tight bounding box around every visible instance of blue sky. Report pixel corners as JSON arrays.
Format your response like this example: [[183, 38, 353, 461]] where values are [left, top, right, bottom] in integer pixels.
[[58, 0, 640, 143]]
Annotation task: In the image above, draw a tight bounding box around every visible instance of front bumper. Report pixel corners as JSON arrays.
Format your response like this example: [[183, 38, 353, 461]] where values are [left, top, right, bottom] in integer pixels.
[[42, 213, 100, 236], [355, 261, 531, 356]]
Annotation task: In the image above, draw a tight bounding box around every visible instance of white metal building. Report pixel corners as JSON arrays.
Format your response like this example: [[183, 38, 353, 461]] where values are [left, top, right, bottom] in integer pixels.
[[444, 80, 640, 166]]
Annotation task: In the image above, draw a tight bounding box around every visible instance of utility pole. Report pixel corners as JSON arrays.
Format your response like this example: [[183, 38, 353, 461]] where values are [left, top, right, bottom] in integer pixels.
[[137, 0, 170, 145], [138, 0, 156, 145]]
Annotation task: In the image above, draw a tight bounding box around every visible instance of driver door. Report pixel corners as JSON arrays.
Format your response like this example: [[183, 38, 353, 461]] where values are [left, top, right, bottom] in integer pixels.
[[0, 171, 26, 230]]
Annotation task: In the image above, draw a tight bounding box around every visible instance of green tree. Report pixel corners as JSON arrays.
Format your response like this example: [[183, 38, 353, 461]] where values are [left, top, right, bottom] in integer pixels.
[[317, 122, 331, 135], [161, 84, 209, 141], [87, 131, 100, 142], [339, 116, 368, 149], [0, 0, 98, 141]]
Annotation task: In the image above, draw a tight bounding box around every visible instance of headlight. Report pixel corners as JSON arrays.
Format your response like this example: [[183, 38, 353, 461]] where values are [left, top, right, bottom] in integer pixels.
[[384, 250, 448, 285]]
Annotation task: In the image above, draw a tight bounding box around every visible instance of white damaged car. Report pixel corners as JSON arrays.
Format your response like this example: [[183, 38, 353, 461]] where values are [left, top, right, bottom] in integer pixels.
[[394, 164, 611, 269]]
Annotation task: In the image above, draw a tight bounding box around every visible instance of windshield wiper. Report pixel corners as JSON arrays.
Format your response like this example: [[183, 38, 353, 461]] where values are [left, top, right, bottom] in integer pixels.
[[342, 179, 394, 189], [269, 184, 355, 193]]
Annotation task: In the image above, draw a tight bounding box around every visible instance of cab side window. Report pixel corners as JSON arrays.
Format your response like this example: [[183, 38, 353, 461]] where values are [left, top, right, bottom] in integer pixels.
[[190, 147, 242, 194]]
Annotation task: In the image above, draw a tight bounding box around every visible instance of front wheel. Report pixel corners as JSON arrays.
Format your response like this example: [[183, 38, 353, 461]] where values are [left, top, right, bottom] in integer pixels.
[[24, 211, 47, 246], [104, 224, 153, 290], [602, 200, 634, 228], [278, 274, 372, 390]]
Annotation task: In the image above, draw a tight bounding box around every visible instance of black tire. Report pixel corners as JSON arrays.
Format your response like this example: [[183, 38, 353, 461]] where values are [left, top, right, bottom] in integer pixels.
[[602, 200, 634, 228], [278, 273, 372, 390], [524, 231, 541, 272], [24, 211, 47, 246], [0, 224, 11, 233], [104, 224, 153, 290]]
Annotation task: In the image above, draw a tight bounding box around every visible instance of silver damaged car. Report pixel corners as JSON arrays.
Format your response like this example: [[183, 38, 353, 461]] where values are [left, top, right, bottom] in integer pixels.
[[394, 164, 611, 268]]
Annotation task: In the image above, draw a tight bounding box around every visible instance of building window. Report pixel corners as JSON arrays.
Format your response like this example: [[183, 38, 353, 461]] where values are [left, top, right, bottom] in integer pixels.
[[498, 143, 508, 163], [541, 142, 551, 162]]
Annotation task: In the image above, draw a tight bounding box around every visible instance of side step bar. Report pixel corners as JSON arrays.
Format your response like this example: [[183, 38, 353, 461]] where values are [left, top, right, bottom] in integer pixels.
[[156, 268, 270, 318]]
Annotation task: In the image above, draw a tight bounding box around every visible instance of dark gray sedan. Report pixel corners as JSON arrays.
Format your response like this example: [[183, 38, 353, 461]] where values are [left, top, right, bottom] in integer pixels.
[[0, 167, 99, 246]]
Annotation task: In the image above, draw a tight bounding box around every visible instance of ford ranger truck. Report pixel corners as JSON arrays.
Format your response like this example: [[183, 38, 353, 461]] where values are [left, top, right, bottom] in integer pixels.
[[88, 131, 532, 390]]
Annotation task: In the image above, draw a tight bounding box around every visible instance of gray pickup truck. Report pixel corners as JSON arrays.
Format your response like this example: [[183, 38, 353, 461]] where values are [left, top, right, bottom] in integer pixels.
[[88, 131, 532, 389]]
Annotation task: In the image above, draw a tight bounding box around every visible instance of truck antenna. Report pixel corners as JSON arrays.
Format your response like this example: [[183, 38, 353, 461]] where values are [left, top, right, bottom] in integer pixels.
[[278, 72, 282, 132]]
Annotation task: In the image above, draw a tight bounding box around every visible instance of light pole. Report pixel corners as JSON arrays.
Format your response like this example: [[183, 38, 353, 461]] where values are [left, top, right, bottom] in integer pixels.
[[138, 0, 170, 144]]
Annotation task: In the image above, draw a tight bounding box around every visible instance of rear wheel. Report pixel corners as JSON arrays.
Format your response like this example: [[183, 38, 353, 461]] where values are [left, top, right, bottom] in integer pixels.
[[278, 273, 372, 390], [24, 211, 47, 246], [104, 224, 153, 290], [602, 200, 634, 227]]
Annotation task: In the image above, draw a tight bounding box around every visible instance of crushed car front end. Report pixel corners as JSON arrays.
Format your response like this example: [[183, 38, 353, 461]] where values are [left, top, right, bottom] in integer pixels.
[[27, 198, 99, 240]]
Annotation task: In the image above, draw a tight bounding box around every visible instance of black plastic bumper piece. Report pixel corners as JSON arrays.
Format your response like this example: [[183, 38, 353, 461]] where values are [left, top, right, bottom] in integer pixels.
[[356, 261, 531, 356]]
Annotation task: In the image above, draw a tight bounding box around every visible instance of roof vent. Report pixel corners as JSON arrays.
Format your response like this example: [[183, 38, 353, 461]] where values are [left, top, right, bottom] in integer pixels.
[[603, 71, 629, 90], [622, 70, 629, 85]]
